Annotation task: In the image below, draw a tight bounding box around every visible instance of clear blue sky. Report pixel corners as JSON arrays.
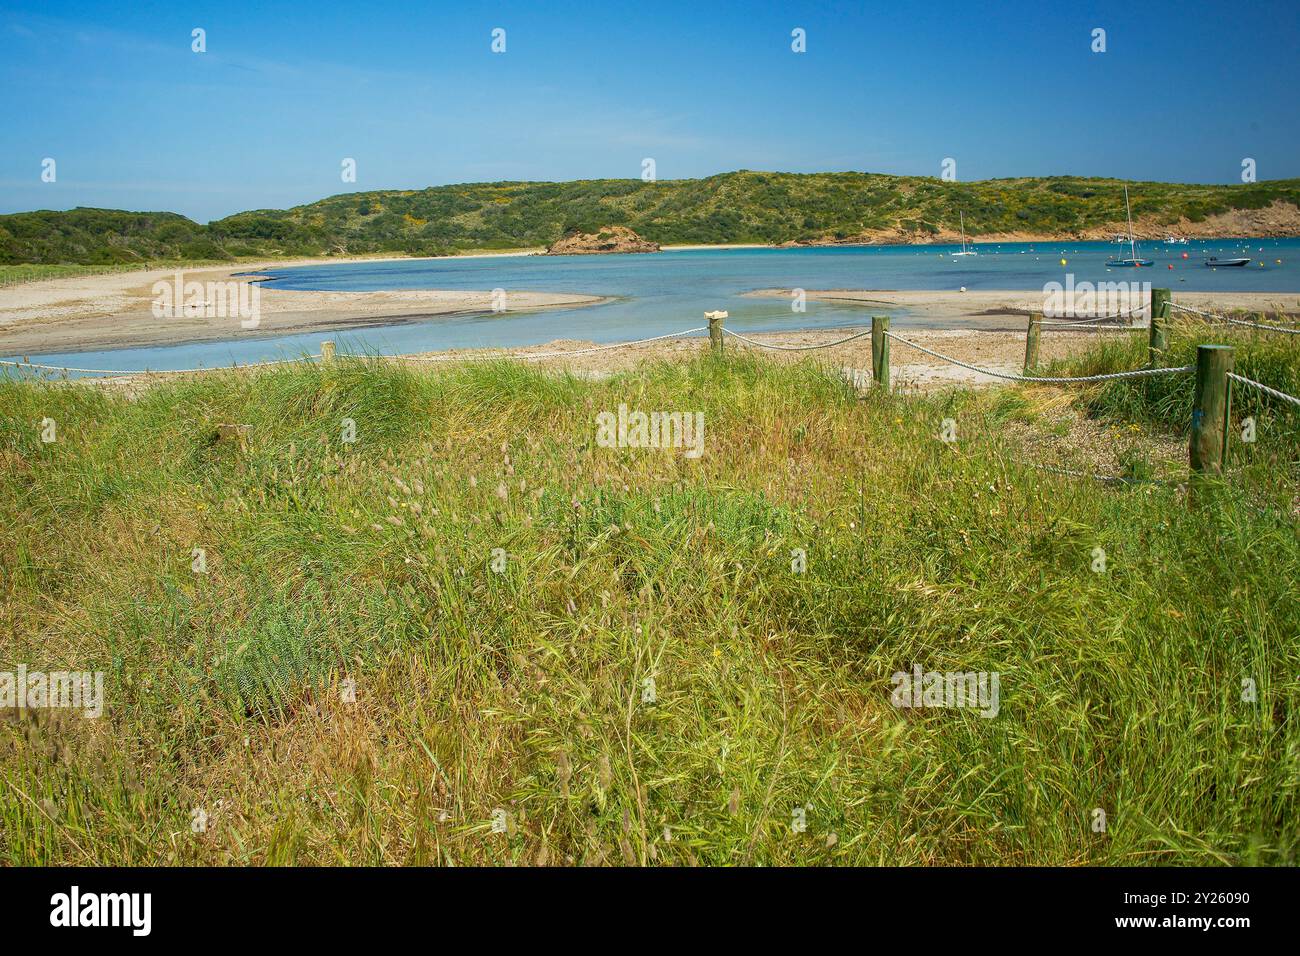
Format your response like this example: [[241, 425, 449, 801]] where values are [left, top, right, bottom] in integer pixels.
[[2, 0, 1297, 222]]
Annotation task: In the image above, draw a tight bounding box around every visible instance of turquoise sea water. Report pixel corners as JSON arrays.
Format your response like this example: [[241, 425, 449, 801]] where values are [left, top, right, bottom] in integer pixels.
[[7, 238, 1299, 376]]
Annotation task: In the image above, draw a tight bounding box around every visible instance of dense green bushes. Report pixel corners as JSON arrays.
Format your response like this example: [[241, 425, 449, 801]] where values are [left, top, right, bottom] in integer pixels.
[[5, 172, 1298, 265]]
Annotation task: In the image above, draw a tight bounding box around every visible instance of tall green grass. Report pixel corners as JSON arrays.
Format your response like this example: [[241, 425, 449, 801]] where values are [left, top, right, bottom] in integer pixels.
[[1052, 319, 1299, 505], [0, 261, 245, 287], [1, 354, 1296, 865]]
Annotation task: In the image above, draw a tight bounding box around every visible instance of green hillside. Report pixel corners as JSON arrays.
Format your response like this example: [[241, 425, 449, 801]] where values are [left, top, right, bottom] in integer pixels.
[[3, 171, 1299, 265]]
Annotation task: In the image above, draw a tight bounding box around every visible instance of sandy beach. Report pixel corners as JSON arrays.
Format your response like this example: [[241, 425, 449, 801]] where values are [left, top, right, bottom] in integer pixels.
[[745, 288, 1300, 324], [0, 254, 601, 355], [70, 325, 1146, 398], [2, 256, 1297, 393], [5, 254, 1298, 358], [397, 325, 1131, 390]]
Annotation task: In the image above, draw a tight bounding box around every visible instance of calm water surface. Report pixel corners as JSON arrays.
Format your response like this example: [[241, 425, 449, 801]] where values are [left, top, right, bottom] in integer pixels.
[[10, 239, 1299, 376]]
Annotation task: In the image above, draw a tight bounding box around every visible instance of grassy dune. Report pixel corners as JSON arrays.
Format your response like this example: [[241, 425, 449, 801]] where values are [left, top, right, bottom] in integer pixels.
[[0, 344, 1296, 865], [0, 261, 249, 288]]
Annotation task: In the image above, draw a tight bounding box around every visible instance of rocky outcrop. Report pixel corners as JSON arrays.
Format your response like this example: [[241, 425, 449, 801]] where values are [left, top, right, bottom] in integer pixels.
[[545, 226, 660, 255]]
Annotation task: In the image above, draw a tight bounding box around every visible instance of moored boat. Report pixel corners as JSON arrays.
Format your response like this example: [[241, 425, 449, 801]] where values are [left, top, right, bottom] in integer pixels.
[[1204, 257, 1252, 267], [952, 211, 977, 257], [1106, 186, 1153, 268]]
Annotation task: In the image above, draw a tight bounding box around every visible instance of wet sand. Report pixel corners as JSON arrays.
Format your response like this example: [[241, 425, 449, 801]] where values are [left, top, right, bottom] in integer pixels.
[[3, 259, 1296, 394], [0, 256, 602, 355], [68, 326, 1138, 398], [395, 325, 1138, 391], [744, 288, 1300, 324]]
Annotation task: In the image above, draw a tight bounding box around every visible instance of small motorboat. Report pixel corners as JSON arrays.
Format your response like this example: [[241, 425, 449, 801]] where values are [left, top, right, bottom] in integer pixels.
[[1204, 257, 1252, 267]]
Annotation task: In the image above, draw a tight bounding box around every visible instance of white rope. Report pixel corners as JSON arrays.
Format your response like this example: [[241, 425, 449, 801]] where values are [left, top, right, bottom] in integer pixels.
[[398, 326, 709, 362], [1227, 373, 1300, 409], [0, 354, 321, 376], [1170, 302, 1300, 334], [1042, 322, 1140, 332], [882, 331, 1193, 384], [722, 327, 873, 351], [1039, 300, 1149, 325]]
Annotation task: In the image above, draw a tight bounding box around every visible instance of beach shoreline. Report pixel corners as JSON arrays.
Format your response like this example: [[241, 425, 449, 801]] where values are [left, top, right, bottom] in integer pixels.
[[744, 287, 1300, 323], [0, 256, 608, 355], [2, 247, 1298, 357], [47, 325, 1148, 397]]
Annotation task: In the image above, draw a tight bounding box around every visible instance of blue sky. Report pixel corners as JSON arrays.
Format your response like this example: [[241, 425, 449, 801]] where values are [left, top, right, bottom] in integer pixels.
[[2, 0, 1297, 222]]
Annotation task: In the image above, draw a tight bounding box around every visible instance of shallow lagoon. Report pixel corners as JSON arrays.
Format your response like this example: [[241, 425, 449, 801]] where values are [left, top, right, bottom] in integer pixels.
[[10, 239, 1298, 376]]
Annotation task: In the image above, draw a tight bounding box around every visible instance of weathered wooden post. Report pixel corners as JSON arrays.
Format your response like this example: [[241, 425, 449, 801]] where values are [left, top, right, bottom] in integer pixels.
[[705, 311, 727, 358], [1024, 312, 1042, 374], [321, 340, 336, 364], [1189, 344, 1234, 501], [871, 316, 890, 391], [1149, 288, 1170, 367]]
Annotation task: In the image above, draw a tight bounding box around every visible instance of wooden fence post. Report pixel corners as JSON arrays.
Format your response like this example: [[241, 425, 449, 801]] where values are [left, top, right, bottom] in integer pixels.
[[1149, 288, 1170, 367], [871, 316, 890, 391], [321, 340, 336, 364], [1024, 312, 1041, 374], [1189, 344, 1233, 501], [705, 311, 727, 357]]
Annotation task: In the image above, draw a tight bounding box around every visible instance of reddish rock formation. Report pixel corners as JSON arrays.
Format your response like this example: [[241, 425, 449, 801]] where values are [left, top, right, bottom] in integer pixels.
[[545, 226, 660, 255]]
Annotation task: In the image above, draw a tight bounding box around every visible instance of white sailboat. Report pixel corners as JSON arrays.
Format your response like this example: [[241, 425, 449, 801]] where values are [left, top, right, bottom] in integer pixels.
[[952, 211, 977, 257], [1106, 186, 1153, 267]]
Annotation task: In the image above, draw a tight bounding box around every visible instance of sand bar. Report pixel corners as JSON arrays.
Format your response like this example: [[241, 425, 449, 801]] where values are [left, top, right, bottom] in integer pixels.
[[0, 255, 601, 355]]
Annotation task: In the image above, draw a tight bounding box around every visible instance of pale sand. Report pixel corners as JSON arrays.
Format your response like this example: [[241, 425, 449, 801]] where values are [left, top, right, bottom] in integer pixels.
[[3, 261, 1296, 392], [399, 326, 1134, 389], [73, 326, 1139, 397], [0, 254, 598, 355], [745, 288, 1300, 324]]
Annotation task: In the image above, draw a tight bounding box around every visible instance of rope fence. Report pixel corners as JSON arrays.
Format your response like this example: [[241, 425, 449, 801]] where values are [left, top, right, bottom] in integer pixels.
[[401, 326, 709, 362], [708, 293, 1297, 500], [722, 327, 874, 351], [1228, 372, 1300, 409], [880, 331, 1191, 384], [5, 289, 1295, 499], [1169, 301, 1300, 335], [5, 290, 1297, 409], [1038, 299, 1149, 325]]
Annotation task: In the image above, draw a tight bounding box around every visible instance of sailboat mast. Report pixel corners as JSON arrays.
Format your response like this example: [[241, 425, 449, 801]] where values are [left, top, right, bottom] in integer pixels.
[[1124, 186, 1137, 260]]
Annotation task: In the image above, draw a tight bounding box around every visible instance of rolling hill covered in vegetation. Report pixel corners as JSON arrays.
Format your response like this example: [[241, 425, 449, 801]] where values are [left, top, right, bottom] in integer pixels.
[[3, 171, 1299, 265]]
